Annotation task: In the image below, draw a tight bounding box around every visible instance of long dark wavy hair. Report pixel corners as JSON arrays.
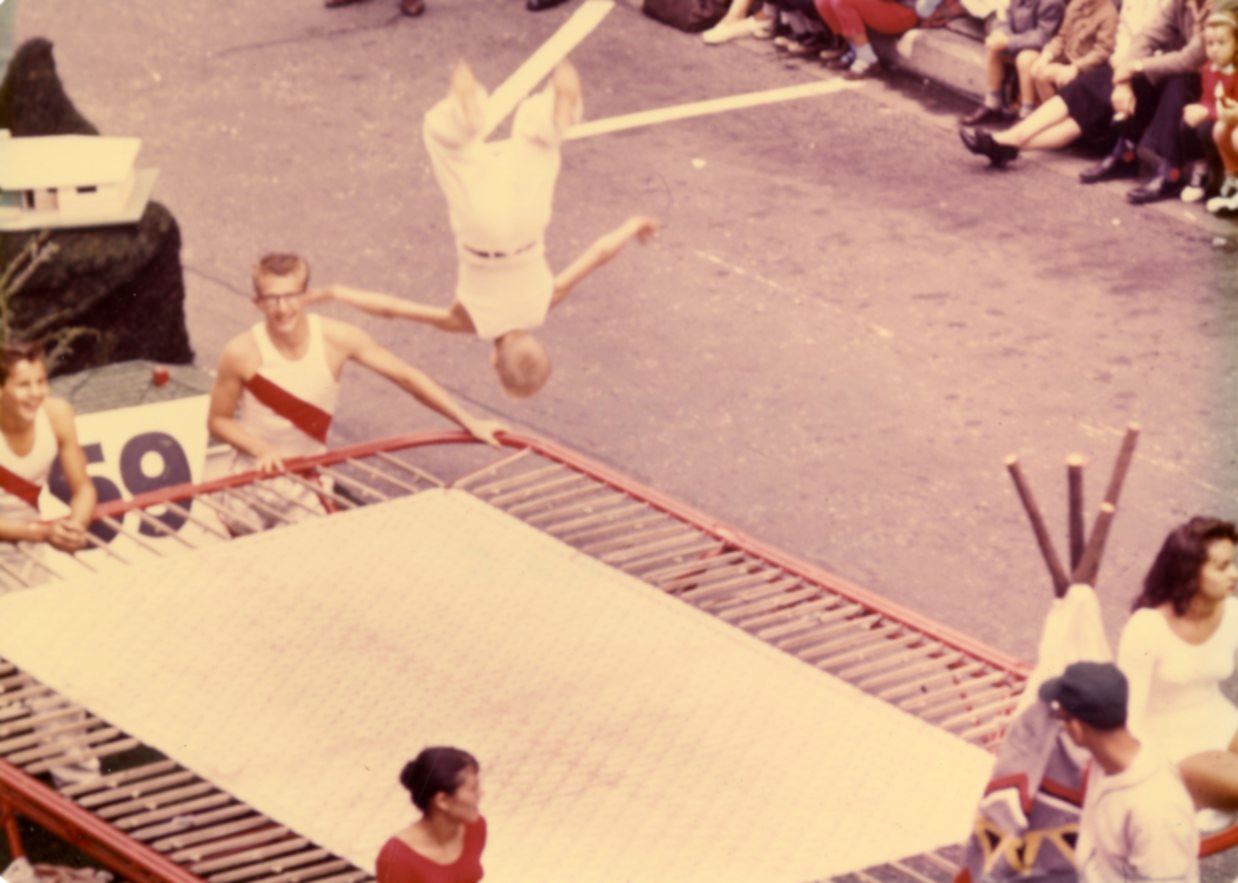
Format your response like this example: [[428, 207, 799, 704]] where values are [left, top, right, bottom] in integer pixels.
[[1132, 516, 1238, 615]]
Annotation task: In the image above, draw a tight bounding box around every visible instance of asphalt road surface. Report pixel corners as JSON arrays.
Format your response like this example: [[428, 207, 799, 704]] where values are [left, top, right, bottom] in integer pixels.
[[12, 0, 1238, 873]]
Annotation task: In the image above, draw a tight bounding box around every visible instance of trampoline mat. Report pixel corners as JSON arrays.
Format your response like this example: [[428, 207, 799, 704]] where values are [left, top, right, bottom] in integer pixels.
[[0, 489, 993, 882]]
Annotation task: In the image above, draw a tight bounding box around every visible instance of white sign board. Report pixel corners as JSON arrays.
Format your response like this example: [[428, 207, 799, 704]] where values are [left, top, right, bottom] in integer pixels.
[[40, 395, 214, 551]]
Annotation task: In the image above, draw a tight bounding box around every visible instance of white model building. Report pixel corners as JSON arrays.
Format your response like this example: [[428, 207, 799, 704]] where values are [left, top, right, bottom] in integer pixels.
[[0, 132, 159, 231]]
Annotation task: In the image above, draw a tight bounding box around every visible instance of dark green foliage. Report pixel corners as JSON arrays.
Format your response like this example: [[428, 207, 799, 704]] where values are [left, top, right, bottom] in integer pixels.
[[0, 38, 97, 135], [3, 204, 195, 375], [0, 39, 194, 374]]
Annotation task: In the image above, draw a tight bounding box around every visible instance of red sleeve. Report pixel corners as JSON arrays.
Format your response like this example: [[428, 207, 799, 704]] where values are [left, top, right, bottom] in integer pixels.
[[1198, 66, 1228, 118]]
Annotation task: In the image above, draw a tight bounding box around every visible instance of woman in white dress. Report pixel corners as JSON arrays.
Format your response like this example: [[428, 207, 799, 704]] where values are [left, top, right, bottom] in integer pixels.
[[1118, 516, 1238, 811]]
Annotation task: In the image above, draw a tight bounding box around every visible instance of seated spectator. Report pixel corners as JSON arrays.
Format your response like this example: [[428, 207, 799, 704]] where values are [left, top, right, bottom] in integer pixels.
[[0, 340, 96, 590], [814, 0, 959, 77], [376, 747, 486, 883], [1178, 11, 1238, 201], [959, 0, 1205, 196], [1208, 87, 1238, 211], [961, 0, 1066, 125], [1181, 10, 1238, 209], [1027, 0, 1117, 107], [1118, 516, 1238, 816]]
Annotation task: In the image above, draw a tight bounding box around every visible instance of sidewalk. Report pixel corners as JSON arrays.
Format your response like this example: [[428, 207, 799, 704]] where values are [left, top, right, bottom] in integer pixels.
[[683, 3, 1238, 241]]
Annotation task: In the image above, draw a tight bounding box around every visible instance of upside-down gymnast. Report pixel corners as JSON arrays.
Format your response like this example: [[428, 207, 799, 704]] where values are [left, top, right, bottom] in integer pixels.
[[318, 60, 660, 398]]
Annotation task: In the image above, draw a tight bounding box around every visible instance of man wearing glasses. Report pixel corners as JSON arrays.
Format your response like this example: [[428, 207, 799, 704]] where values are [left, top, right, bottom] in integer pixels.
[[1039, 661, 1198, 882], [207, 252, 504, 531]]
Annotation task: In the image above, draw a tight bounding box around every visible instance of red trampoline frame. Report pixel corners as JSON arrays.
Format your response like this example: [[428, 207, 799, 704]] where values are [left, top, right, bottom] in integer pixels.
[[0, 430, 1230, 881]]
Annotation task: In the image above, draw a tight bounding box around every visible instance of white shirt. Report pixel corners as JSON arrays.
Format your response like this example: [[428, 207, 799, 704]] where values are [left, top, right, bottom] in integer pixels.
[[0, 405, 56, 523], [235, 315, 340, 459], [1076, 743, 1199, 883]]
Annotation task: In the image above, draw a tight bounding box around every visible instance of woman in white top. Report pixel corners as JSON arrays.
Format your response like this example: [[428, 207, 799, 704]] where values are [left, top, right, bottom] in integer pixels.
[[0, 340, 96, 586], [1117, 516, 1238, 812]]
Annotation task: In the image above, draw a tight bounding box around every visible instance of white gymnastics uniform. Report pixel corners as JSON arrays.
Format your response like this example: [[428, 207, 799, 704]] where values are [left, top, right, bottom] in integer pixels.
[[1117, 596, 1238, 763], [219, 315, 341, 533], [0, 406, 56, 591], [423, 81, 579, 340]]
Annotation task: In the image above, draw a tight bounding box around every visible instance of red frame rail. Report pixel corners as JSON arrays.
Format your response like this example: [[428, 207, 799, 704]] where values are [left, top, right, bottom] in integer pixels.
[[0, 430, 1229, 882]]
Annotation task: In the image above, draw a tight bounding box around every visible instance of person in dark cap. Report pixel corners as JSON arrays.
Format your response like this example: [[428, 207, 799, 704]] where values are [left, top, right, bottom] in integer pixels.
[[1040, 661, 1199, 882]]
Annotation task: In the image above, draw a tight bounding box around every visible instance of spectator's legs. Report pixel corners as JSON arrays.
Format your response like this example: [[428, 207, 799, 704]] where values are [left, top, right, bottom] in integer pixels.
[[1216, 120, 1238, 175], [1121, 75, 1165, 154], [1033, 64, 1058, 104], [1014, 49, 1040, 116], [703, 0, 774, 44], [1136, 74, 1200, 171], [717, 0, 766, 24], [813, 0, 844, 34], [1179, 117, 1219, 201], [837, 0, 917, 41], [1182, 118, 1218, 164], [814, 0, 914, 71], [1206, 121, 1238, 211], [992, 96, 1080, 149], [1123, 75, 1200, 202], [983, 46, 1006, 108]]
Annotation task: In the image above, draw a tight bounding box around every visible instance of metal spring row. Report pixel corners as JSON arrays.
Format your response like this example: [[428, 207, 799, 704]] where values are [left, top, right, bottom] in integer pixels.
[[454, 449, 1026, 750], [0, 451, 447, 881], [0, 663, 371, 883], [2, 442, 1018, 882]]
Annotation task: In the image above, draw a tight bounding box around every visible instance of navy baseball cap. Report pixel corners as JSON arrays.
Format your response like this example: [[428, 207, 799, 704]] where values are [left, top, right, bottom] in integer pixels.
[[1038, 661, 1128, 730]]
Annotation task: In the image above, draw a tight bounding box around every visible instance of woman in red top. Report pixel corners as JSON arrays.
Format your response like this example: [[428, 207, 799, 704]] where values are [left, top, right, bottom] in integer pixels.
[[376, 747, 486, 883]]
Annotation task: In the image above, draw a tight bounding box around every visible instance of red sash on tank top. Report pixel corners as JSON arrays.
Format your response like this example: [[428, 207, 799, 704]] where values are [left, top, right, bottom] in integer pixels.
[[0, 463, 42, 508], [243, 374, 333, 445]]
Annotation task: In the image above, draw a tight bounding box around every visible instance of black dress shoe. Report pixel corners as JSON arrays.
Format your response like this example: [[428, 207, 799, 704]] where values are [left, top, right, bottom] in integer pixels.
[[960, 105, 1008, 127], [1079, 150, 1139, 184], [1126, 168, 1183, 205], [527, 0, 569, 9], [959, 127, 1018, 167]]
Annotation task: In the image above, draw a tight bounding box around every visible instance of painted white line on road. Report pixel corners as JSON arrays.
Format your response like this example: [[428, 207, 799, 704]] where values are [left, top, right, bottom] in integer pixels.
[[1077, 421, 1227, 496], [566, 79, 862, 141], [693, 249, 793, 293], [482, 1, 615, 139], [693, 249, 893, 338]]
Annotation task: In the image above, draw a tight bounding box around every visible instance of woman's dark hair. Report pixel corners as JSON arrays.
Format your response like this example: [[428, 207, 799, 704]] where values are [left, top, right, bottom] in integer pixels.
[[0, 340, 45, 385], [398, 746, 478, 812], [1133, 516, 1238, 615]]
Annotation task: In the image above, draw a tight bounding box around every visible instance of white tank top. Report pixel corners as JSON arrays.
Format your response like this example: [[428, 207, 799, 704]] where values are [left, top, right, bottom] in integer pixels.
[[236, 315, 340, 458], [0, 405, 56, 522]]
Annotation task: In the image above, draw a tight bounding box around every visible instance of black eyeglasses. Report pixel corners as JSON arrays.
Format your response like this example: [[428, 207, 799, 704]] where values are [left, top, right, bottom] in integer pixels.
[[255, 292, 306, 305]]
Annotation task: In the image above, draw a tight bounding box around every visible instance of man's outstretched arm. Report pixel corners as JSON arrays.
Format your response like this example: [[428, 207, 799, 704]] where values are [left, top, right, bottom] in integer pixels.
[[316, 286, 475, 333], [550, 216, 660, 309], [332, 322, 506, 445]]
